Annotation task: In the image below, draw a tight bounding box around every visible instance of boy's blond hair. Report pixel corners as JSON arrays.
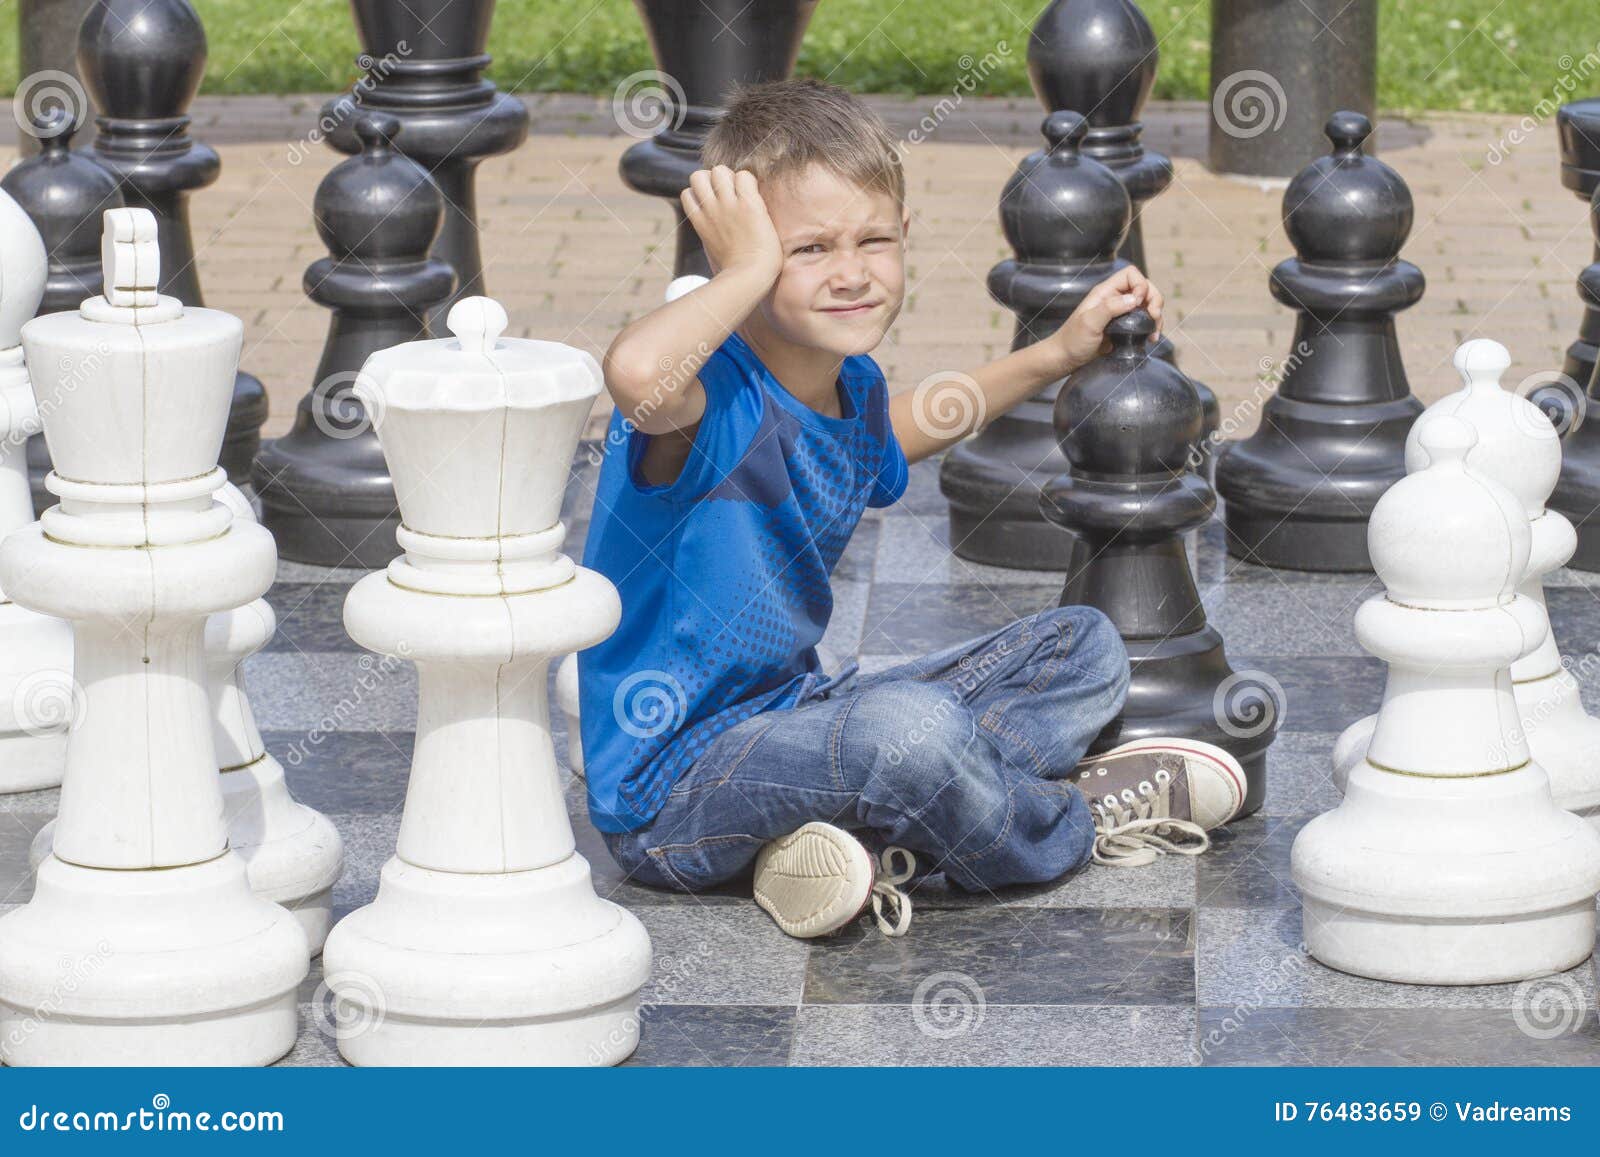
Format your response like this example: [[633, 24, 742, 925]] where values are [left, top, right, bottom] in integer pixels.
[[702, 78, 905, 208]]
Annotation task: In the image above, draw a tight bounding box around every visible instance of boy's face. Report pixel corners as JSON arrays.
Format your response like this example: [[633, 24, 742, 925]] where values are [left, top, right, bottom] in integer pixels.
[[754, 163, 907, 358]]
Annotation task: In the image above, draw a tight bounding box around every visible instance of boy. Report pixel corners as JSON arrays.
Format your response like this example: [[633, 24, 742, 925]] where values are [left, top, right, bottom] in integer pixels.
[[579, 78, 1244, 939]]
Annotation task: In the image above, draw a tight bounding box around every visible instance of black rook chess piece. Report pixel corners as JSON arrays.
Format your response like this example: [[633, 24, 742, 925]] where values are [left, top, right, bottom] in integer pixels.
[[252, 116, 455, 568], [940, 111, 1129, 571], [2, 108, 123, 512], [619, 0, 817, 278], [1214, 111, 1423, 572], [77, 0, 267, 486], [1027, 0, 1219, 471], [1547, 99, 1600, 570], [321, 0, 527, 333], [1042, 309, 1275, 814]]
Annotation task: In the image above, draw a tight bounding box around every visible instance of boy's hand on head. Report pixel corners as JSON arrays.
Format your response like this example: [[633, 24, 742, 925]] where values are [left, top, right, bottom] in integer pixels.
[[1046, 267, 1165, 377], [681, 165, 784, 287]]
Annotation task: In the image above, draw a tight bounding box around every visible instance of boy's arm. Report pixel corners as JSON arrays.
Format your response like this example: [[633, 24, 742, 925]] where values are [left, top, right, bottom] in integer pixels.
[[890, 267, 1165, 465], [602, 166, 783, 438]]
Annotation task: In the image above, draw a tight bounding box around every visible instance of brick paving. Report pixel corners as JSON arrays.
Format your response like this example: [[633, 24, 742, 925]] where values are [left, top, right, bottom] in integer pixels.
[[3, 93, 1586, 438]]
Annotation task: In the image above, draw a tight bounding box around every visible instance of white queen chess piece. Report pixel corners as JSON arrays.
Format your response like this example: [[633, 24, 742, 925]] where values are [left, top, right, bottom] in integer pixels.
[[1293, 415, 1600, 984], [0, 208, 307, 1065], [1330, 340, 1600, 827], [27, 479, 347, 955], [0, 187, 72, 793], [322, 295, 651, 1065]]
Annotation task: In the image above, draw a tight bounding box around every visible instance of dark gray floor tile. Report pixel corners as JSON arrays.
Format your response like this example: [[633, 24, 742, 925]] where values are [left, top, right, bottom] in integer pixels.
[[1197, 907, 1597, 1011], [329, 813, 398, 910], [1198, 1005, 1600, 1066], [793, 1003, 1196, 1066], [897, 455, 955, 517], [861, 582, 1058, 656], [909, 854, 1196, 910], [1203, 581, 1373, 657], [1546, 588, 1600, 658], [279, 1004, 344, 1067], [263, 581, 360, 653], [875, 512, 1061, 587], [626, 1005, 796, 1067], [1196, 813, 1307, 909], [265, 730, 412, 815], [803, 906, 1194, 1007], [833, 518, 880, 582], [1229, 656, 1385, 732]]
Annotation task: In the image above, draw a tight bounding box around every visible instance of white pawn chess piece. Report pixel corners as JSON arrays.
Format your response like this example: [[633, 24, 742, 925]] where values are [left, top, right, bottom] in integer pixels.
[[0, 208, 307, 1065], [0, 188, 72, 793], [555, 653, 584, 778], [322, 295, 650, 1066], [1329, 341, 1600, 827], [27, 482, 347, 956], [1293, 416, 1600, 984], [551, 275, 706, 784]]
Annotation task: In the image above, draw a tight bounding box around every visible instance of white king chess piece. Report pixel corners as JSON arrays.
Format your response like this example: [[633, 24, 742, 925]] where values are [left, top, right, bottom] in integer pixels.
[[323, 295, 651, 1065], [1330, 340, 1600, 827], [0, 187, 73, 792], [1293, 415, 1600, 984], [0, 208, 307, 1064], [27, 479, 346, 955]]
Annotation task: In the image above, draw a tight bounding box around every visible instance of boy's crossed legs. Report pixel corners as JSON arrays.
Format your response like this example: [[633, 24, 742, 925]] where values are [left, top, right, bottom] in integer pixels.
[[605, 605, 1246, 936]]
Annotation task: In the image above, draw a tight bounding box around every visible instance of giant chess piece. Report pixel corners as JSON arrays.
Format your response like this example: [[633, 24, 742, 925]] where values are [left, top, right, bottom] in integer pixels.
[[1027, 0, 1220, 460], [27, 480, 346, 954], [940, 112, 1130, 571], [1329, 342, 1600, 827], [1215, 111, 1424, 572], [320, 0, 527, 332], [0, 189, 73, 793], [1042, 309, 1276, 813], [77, 0, 268, 488], [1547, 99, 1600, 570], [1293, 416, 1600, 984], [3, 108, 124, 513], [0, 209, 306, 1064], [253, 115, 455, 568], [324, 296, 650, 1065], [619, 0, 817, 278]]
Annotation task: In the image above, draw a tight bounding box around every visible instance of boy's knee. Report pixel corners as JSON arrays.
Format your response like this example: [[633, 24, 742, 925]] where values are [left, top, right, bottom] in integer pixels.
[[845, 682, 977, 783], [1047, 604, 1129, 692]]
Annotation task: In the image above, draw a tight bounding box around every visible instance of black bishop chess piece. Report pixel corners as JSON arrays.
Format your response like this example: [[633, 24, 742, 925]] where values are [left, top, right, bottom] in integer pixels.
[[1026, 0, 1218, 471], [1, 107, 122, 513], [320, 0, 527, 334], [252, 115, 455, 568], [940, 111, 1129, 571], [1546, 98, 1600, 570], [1214, 111, 1424, 572], [76, 0, 267, 487], [1042, 309, 1275, 814], [619, 0, 817, 278]]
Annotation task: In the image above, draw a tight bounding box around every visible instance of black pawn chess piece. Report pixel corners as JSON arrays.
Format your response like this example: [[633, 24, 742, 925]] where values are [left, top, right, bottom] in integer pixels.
[[1042, 309, 1274, 814], [320, 0, 527, 333], [940, 111, 1129, 571], [252, 115, 455, 568], [2, 108, 123, 513], [619, 0, 817, 278], [1027, 0, 1219, 469], [1214, 111, 1424, 572], [76, 0, 267, 487], [1547, 99, 1600, 570]]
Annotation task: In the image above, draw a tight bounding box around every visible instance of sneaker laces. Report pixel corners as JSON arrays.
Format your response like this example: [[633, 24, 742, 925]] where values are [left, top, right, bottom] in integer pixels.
[[1087, 767, 1210, 868], [869, 846, 915, 936]]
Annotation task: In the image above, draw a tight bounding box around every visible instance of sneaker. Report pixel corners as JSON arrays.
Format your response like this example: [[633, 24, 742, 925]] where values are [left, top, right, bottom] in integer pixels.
[[752, 822, 915, 938], [1071, 737, 1246, 867]]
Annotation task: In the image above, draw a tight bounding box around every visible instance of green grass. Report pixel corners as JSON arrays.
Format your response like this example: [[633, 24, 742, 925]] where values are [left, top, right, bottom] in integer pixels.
[[0, 0, 1593, 115]]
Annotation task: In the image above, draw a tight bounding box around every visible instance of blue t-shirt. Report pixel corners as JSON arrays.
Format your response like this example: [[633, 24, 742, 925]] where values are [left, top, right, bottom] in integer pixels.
[[578, 331, 908, 833]]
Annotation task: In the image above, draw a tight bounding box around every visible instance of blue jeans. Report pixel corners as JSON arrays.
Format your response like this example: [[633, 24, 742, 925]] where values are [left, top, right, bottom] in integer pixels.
[[602, 604, 1130, 895]]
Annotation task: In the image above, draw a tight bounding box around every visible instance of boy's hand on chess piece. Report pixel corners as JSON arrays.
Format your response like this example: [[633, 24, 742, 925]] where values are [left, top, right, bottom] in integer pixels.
[[1046, 267, 1165, 377], [681, 165, 784, 286]]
